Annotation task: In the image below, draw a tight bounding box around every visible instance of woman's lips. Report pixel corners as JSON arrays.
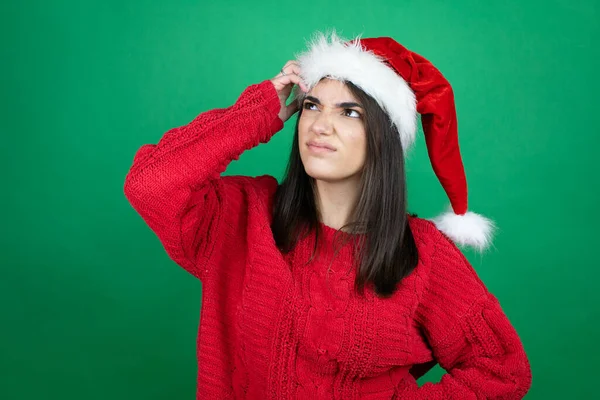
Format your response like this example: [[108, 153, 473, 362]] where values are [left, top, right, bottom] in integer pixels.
[[307, 143, 336, 153]]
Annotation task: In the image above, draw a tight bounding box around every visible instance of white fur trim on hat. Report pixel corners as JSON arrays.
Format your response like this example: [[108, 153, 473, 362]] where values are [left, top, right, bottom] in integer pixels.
[[294, 30, 418, 150], [431, 208, 496, 252]]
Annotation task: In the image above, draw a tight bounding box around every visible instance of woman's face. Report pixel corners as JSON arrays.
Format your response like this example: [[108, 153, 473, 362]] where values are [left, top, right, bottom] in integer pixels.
[[298, 78, 367, 183]]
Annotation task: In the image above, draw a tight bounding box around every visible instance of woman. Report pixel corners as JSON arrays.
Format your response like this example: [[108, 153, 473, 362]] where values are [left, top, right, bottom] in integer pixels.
[[124, 31, 532, 399]]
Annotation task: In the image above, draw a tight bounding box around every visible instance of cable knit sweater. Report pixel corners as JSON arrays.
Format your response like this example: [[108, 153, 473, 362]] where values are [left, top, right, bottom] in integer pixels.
[[123, 80, 532, 399]]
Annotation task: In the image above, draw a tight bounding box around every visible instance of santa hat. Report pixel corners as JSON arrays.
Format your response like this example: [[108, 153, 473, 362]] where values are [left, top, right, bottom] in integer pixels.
[[294, 30, 495, 251]]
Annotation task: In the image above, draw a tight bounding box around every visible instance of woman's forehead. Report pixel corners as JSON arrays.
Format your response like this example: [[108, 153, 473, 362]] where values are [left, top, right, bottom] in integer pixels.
[[308, 78, 358, 103]]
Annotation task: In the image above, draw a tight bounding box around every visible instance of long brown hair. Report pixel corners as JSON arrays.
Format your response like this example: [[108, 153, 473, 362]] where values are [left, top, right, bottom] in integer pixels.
[[271, 79, 418, 298]]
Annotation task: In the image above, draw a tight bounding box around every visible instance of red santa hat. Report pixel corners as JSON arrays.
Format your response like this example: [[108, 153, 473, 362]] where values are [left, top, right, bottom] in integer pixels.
[[294, 30, 495, 251]]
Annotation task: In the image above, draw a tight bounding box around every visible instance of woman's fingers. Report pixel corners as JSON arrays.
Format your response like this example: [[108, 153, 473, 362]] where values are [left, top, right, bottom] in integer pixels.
[[280, 60, 300, 75], [275, 61, 308, 92], [285, 73, 308, 92], [270, 60, 309, 122], [275, 73, 308, 92]]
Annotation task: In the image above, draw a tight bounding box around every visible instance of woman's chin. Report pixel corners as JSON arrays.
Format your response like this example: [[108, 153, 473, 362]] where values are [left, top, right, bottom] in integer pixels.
[[303, 164, 363, 184], [303, 166, 346, 182], [304, 168, 337, 182], [302, 158, 362, 182]]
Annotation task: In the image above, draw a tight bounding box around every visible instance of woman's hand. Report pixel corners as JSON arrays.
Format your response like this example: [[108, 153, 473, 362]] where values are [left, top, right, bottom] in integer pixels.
[[270, 60, 309, 123]]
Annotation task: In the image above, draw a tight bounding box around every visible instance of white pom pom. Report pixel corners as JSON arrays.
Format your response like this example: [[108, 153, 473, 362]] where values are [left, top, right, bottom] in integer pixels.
[[431, 209, 495, 252]]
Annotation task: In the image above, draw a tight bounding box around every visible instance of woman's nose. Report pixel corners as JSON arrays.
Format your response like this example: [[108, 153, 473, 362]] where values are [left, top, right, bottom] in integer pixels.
[[311, 111, 334, 135]]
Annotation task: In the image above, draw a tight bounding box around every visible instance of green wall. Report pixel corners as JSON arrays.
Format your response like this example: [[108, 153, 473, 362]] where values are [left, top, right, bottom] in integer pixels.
[[2, 0, 598, 398]]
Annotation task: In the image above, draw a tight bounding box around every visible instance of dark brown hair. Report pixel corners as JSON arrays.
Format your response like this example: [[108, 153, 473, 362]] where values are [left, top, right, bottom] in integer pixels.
[[271, 79, 418, 298]]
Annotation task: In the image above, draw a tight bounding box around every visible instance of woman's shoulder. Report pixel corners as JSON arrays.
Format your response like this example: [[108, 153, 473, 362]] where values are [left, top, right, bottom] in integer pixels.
[[407, 214, 447, 251], [407, 214, 487, 292], [407, 213, 479, 253]]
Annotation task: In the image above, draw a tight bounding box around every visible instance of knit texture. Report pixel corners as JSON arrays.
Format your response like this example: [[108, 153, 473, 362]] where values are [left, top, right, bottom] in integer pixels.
[[124, 80, 532, 399]]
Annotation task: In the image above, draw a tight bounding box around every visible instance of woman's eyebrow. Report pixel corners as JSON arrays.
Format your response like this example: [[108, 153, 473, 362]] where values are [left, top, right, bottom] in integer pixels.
[[304, 95, 363, 109]]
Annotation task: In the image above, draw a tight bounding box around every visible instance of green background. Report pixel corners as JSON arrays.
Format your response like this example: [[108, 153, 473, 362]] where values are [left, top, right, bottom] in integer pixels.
[[1, 0, 598, 398]]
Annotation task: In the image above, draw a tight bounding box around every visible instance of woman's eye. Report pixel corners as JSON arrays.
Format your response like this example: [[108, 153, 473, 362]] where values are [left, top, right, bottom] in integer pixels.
[[344, 109, 361, 118], [304, 102, 317, 110]]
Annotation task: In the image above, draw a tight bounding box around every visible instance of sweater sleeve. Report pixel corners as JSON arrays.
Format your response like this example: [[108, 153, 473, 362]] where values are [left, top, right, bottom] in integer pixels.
[[123, 80, 283, 280], [401, 228, 532, 399]]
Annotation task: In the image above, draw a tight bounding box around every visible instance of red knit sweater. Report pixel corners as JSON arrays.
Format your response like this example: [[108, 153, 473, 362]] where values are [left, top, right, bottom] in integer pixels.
[[124, 80, 532, 399]]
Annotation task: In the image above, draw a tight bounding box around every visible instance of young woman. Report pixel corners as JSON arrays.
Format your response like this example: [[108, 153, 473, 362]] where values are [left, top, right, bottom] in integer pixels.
[[124, 31, 532, 399]]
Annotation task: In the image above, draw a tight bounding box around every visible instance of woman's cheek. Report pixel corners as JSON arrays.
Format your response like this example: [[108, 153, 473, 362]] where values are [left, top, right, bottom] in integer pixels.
[[349, 132, 367, 170]]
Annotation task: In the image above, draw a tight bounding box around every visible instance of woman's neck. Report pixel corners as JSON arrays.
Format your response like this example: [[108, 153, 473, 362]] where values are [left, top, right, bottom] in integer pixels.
[[313, 176, 360, 231]]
